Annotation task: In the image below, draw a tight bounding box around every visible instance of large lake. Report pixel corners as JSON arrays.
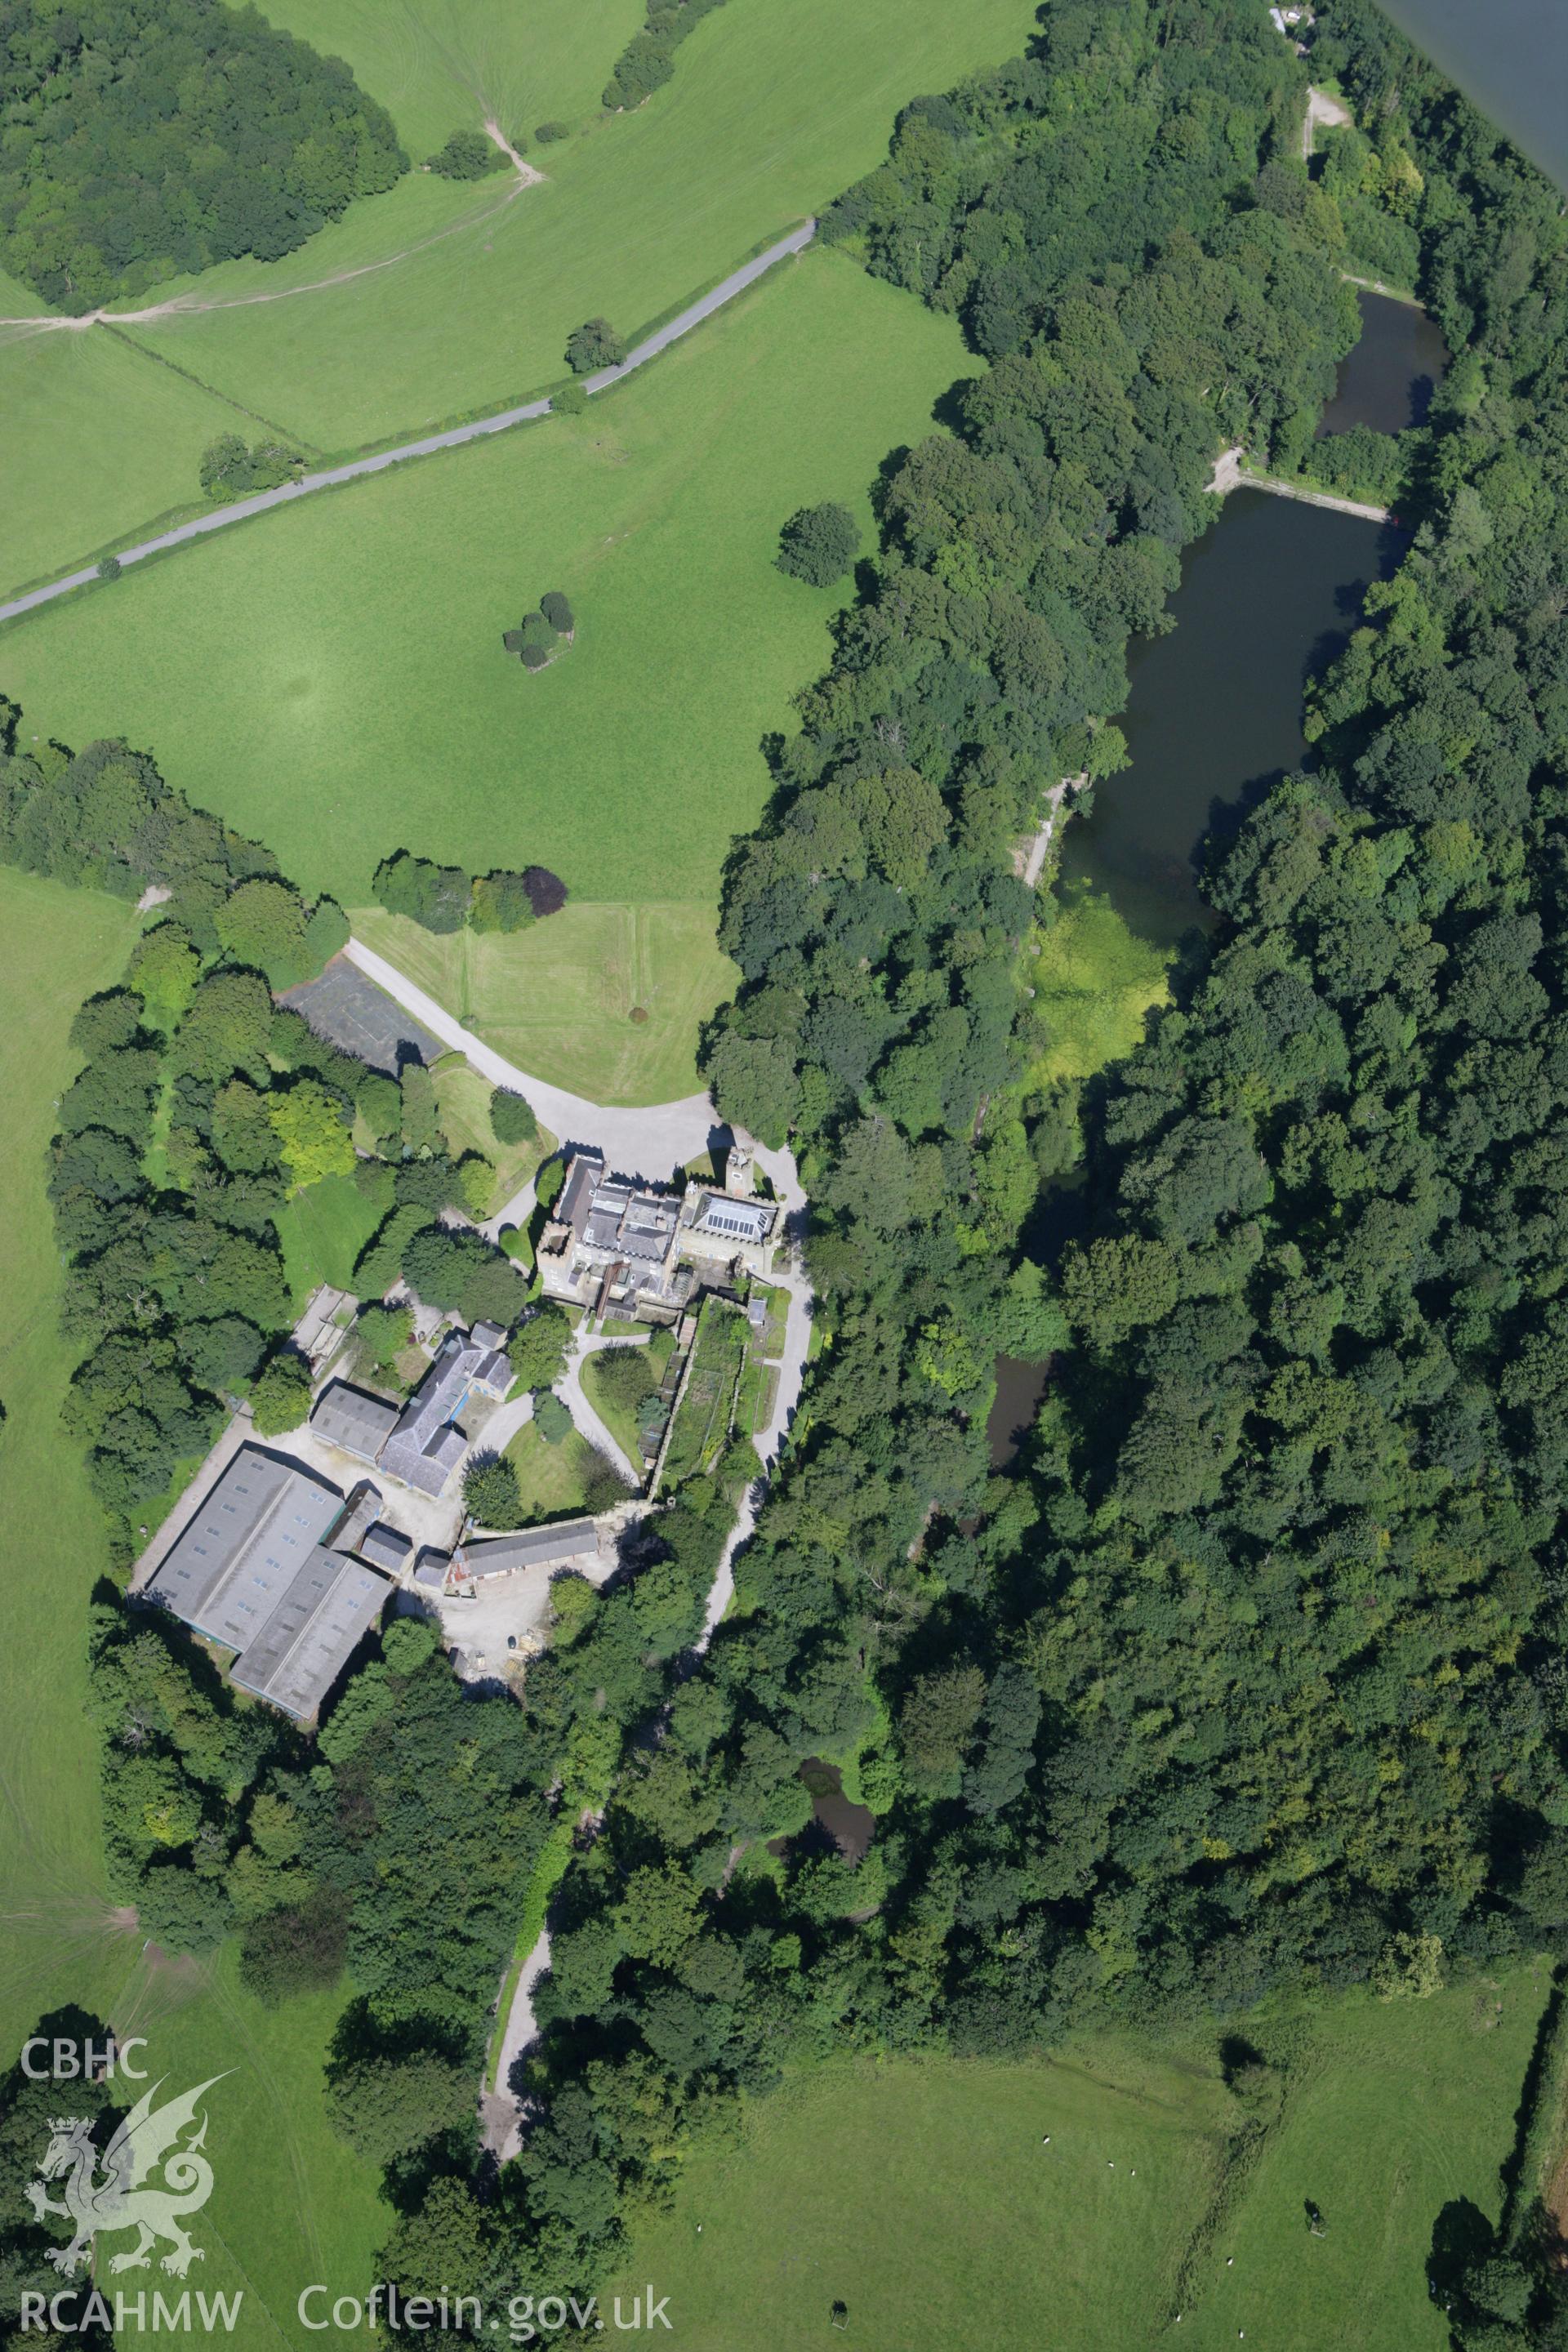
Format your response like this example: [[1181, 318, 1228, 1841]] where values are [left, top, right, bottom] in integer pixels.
[[1378, 0, 1568, 194]]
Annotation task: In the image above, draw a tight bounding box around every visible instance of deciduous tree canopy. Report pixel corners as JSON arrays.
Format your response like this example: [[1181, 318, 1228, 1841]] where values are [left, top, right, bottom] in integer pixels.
[[0, 0, 407, 312]]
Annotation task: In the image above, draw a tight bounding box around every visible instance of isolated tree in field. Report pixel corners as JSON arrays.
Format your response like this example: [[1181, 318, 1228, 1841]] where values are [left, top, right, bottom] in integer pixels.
[[250, 1348, 314, 1436], [535, 120, 569, 144], [541, 591, 575, 637], [427, 129, 498, 180], [566, 317, 627, 374], [463, 1452, 520, 1526], [776, 501, 860, 586], [503, 611, 557, 670], [490, 1087, 538, 1144], [523, 866, 569, 918], [551, 381, 588, 416]]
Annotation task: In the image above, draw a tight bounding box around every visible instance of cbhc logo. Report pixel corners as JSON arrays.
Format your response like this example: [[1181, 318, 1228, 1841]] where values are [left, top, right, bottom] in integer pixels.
[[20, 2038, 149, 2081]]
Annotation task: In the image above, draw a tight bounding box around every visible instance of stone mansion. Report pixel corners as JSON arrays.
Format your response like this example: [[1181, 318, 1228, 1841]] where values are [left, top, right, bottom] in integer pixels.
[[537, 1138, 778, 1324]]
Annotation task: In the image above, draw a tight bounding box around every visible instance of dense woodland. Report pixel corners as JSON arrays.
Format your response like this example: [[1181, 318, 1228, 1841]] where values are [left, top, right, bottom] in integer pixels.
[[23, 0, 1568, 2341], [368, 0, 1568, 2325], [0, 0, 406, 310]]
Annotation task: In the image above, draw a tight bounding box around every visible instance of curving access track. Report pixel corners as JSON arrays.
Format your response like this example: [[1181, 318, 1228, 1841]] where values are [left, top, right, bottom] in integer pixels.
[[0, 220, 817, 626]]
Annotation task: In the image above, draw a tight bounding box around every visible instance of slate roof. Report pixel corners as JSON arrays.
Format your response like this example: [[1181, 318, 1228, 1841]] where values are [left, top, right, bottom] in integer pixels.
[[379, 1331, 471, 1494], [229, 1552, 390, 1720], [311, 1380, 399, 1461], [558, 1152, 604, 1240], [359, 1520, 412, 1573], [146, 1450, 344, 1650], [145, 1447, 390, 1721], [460, 1521, 599, 1576]]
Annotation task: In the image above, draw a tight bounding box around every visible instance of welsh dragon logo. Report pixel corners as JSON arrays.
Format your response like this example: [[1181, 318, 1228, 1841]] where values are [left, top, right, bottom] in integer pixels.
[[26, 2074, 228, 2278]]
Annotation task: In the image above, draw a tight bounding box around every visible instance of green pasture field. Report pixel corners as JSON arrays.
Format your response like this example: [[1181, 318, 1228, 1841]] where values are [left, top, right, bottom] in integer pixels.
[[1177, 1971, 1550, 2352], [258, 0, 644, 161], [0, 870, 138, 2051], [105, 0, 1031, 454], [0, 867, 387, 2352], [2, 248, 967, 1097], [607, 2045, 1237, 2350], [354, 904, 737, 1106], [607, 1973, 1548, 2352], [0, 264, 256, 596]]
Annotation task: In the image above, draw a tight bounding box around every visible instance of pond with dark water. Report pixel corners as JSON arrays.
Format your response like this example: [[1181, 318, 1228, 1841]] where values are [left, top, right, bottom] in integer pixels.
[[1318, 292, 1448, 437], [987, 1356, 1051, 1468], [796, 1758, 875, 1864], [1058, 490, 1396, 940]]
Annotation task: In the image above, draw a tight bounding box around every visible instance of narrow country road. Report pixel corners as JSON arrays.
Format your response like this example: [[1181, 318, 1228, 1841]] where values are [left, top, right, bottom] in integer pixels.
[[0, 220, 817, 625]]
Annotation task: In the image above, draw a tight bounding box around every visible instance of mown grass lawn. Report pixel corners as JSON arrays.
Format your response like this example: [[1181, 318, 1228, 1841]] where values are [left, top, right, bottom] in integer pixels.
[[0, 866, 388, 2350], [354, 903, 737, 1105], [2, 248, 967, 1096], [504, 1419, 600, 1521], [432, 1058, 553, 1212], [581, 1330, 673, 1465]]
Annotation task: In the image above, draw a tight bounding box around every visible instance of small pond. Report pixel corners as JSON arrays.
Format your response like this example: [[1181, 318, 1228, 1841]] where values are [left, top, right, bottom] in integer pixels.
[[1318, 290, 1448, 436], [987, 1356, 1052, 1468], [798, 1758, 875, 1864]]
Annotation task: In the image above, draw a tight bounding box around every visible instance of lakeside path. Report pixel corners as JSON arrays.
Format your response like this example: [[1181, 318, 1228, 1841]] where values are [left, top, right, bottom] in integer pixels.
[[0, 220, 817, 625], [1208, 444, 1389, 523]]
